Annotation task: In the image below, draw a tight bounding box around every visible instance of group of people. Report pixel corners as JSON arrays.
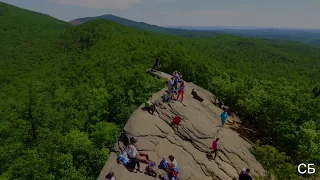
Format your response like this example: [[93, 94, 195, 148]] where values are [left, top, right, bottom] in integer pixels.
[[106, 57, 251, 180], [165, 71, 185, 102], [111, 141, 180, 180]]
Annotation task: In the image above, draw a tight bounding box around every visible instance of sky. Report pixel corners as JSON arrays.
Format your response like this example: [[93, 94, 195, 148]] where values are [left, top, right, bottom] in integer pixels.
[[1, 0, 320, 29]]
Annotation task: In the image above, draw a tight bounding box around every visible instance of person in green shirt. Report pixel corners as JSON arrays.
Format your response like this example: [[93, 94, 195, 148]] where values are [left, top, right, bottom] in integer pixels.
[[144, 97, 155, 115]]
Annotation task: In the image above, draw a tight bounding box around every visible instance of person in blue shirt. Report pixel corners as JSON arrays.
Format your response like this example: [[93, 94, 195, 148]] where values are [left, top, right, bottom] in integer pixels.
[[117, 150, 143, 173], [220, 108, 228, 128]]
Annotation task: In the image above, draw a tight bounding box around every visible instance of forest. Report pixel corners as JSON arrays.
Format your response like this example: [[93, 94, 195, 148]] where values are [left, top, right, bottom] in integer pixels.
[[1, 2, 320, 180]]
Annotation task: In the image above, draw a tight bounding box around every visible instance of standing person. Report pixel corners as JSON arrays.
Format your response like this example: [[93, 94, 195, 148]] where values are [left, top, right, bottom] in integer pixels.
[[239, 168, 252, 180], [152, 57, 160, 71], [167, 155, 179, 178], [220, 108, 228, 128], [177, 81, 185, 101], [178, 72, 183, 83], [173, 71, 179, 92], [168, 77, 174, 98], [210, 138, 219, 160]]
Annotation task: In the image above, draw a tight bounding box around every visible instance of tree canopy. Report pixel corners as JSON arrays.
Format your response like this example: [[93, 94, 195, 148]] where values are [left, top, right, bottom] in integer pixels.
[[1, 2, 320, 180]]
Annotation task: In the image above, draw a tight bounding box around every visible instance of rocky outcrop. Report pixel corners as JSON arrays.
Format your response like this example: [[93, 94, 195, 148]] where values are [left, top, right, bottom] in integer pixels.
[[98, 70, 265, 180]]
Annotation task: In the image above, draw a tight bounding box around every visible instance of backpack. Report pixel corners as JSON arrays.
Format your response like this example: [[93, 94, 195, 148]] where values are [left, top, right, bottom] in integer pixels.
[[159, 160, 168, 169], [173, 116, 181, 125]]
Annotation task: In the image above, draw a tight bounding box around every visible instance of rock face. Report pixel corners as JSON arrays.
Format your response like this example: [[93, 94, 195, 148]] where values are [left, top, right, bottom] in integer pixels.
[[98, 70, 265, 180]]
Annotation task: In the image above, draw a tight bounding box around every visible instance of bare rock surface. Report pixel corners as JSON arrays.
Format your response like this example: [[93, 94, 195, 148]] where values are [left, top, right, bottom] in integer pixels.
[[98, 70, 265, 180]]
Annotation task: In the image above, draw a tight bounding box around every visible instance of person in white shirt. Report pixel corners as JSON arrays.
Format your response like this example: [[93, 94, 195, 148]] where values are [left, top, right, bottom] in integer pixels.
[[168, 155, 178, 169], [126, 144, 150, 164]]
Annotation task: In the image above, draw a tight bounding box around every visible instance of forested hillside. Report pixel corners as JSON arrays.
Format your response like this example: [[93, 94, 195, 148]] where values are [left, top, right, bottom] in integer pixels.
[[1, 2, 320, 180], [69, 14, 220, 38]]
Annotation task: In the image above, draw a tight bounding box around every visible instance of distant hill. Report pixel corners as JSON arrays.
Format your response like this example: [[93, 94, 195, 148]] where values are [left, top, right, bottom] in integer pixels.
[[69, 14, 219, 38], [69, 14, 173, 34], [71, 15, 320, 45]]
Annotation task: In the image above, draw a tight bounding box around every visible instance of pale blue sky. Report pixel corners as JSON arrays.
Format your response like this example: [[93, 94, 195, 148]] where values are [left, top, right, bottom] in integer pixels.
[[2, 0, 320, 29]]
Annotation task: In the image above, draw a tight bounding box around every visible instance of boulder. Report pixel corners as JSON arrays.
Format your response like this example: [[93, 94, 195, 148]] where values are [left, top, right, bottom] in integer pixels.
[[98, 71, 265, 180]]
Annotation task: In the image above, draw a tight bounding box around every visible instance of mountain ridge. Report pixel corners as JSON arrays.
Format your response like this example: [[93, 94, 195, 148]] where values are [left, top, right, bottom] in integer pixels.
[[70, 14, 320, 45]]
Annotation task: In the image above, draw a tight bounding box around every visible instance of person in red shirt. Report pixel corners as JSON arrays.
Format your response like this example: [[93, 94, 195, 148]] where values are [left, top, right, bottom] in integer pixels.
[[210, 138, 219, 160]]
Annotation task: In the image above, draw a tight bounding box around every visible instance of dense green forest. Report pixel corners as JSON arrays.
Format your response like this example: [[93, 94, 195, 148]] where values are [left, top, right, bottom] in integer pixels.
[[1, 2, 320, 180]]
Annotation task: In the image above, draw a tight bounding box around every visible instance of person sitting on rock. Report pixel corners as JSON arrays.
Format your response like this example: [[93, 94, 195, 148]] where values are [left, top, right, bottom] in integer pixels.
[[162, 90, 170, 103], [144, 160, 157, 177], [239, 168, 252, 180], [220, 107, 229, 128], [105, 172, 115, 180], [210, 138, 219, 160], [126, 143, 150, 164], [144, 97, 156, 115], [117, 149, 143, 173]]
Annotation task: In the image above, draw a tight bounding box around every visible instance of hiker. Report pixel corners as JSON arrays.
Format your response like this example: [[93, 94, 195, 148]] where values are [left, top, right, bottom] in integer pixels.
[[239, 168, 252, 180], [220, 107, 228, 128], [117, 150, 143, 173], [167, 155, 179, 178], [152, 57, 160, 71], [105, 172, 115, 180], [177, 81, 185, 101], [173, 71, 180, 92], [168, 77, 174, 97], [127, 143, 150, 164], [178, 72, 183, 82], [144, 97, 156, 115], [210, 138, 219, 160]]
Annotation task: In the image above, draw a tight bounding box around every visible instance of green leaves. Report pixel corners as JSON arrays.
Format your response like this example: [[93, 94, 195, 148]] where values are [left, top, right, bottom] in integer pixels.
[[1, 3, 320, 179], [90, 122, 121, 149], [251, 144, 302, 180]]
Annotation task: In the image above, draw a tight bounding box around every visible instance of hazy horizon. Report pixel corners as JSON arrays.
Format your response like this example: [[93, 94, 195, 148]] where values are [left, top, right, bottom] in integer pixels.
[[1, 0, 320, 29]]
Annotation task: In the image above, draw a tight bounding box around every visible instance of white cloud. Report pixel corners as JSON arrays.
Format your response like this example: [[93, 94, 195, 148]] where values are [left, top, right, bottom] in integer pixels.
[[49, 0, 144, 9]]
